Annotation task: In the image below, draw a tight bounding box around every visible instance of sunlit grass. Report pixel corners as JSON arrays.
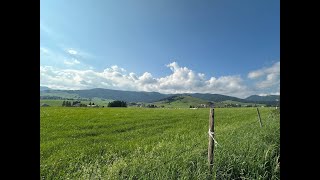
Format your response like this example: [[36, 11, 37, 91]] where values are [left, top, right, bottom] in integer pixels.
[[40, 107, 279, 179]]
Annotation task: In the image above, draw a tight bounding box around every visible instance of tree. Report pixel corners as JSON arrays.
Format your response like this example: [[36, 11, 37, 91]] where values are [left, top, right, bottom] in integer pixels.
[[66, 101, 71, 107], [89, 102, 92, 105], [62, 101, 66, 107], [147, 104, 156, 108], [107, 100, 127, 107], [92, 103, 95, 105]]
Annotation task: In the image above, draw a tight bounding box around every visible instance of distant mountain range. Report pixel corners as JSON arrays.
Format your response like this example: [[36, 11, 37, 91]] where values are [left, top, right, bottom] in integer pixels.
[[245, 95, 279, 102], [40, 86, 52, 91], [40, 86, 279, 105]]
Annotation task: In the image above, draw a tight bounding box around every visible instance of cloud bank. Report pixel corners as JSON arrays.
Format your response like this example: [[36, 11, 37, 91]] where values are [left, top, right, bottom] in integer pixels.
[[248, 61, 280, 95], [40, 62, 252, 98], [40, 44, 280, 98]]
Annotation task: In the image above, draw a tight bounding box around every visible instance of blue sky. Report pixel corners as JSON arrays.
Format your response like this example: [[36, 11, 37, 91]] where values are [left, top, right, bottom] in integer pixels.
[[40, 0, 280, 98]]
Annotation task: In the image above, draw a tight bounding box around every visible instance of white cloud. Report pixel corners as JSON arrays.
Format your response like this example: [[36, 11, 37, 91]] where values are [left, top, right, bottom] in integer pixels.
[[40, 62, 251, 98], [138, 72, 157, 85], [248, 71, 264, 79], [58, 44, 96, 59], [248, 62, 279, 79], [109, 65, 126, 73], [258, 93, 268, 96], [258, 91, 280, 96], [248, 62, 280, 89], [256, 73, 279, 89], [271, 92, 280, 95], [67, 49, 78, 55], [40, 46, 95, 71], [40, 46, 68, 65]]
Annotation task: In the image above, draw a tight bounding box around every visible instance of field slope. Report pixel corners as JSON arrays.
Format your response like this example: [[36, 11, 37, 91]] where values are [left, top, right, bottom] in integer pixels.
[[40, 107, 279, 179], [153, 95, 210, 108]]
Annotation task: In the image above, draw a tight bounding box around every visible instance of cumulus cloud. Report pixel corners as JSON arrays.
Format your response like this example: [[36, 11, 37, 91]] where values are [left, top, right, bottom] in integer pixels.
[[138, 72, 157, 85], [248, 71, 264, 79], [107, 65, 126, 73], [248, 62, 280, 89], [67, 49, 78, 55], [40, 62, 250, 98], [256, 73, 278, 89], [248, 62, 279, 79]]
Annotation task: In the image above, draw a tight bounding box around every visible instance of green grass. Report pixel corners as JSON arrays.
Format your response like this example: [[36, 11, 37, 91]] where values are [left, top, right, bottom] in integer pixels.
[[40, 98, 114, 107], [220, 100, 266, 106], [153, 95, 209, 108], [40, 100, 65, 107], [40, 107, 279, 179], [151, 95, 268, 108]]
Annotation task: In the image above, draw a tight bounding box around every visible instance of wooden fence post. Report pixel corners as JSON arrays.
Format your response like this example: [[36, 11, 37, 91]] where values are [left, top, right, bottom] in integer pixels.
[[208, 108, 214, 175], [256, 107, 262, 127]]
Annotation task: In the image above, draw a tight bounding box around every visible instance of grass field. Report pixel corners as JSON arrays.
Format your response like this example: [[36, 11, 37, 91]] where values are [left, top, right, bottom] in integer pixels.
[[217, 100, 266, 107], [152, 95, 209, 108], [40, 98, 114, 107], [40, 107, 279, 179]]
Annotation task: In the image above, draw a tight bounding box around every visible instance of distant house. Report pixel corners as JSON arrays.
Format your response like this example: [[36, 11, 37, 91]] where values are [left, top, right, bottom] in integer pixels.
[[41, 103, 50, 107], [199, 104, 208, 108], [87, 104, 97, 107]]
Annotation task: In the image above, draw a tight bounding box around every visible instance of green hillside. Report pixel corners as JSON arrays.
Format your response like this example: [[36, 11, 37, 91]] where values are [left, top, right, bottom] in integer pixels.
[[40, 87, 279, 106], [214, 100, 267, 108], [41, 88, 170, 102], [152, 95, 211, 108], [245, 95, 280, 101], [40, 90, 80, 99], [187, 93, 246, 102]]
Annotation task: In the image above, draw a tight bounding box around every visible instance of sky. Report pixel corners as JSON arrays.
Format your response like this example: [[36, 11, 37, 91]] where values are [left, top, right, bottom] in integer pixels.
[[40, 0, 280, 98]]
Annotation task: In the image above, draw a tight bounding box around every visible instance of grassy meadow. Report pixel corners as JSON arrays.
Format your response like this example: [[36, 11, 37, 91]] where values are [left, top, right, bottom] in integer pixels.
[[40, 98, 114, 107], [152, 96, 209, 108], [40, 107, 279, 179]]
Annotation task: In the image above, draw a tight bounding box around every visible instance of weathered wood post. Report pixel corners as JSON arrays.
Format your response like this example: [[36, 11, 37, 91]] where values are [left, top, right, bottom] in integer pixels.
[[256, 107, 262, 127], [208, 108, 214, 175]]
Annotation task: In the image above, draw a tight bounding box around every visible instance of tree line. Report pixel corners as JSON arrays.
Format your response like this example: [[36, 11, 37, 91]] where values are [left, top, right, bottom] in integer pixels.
[[60, 100, 129, 107], [62, 101, 87, 107], [107, 101, 127, 107]]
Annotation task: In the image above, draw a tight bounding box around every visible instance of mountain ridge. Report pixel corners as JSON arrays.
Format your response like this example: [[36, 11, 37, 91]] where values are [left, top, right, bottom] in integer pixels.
[[40, 87, 279, 104]]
